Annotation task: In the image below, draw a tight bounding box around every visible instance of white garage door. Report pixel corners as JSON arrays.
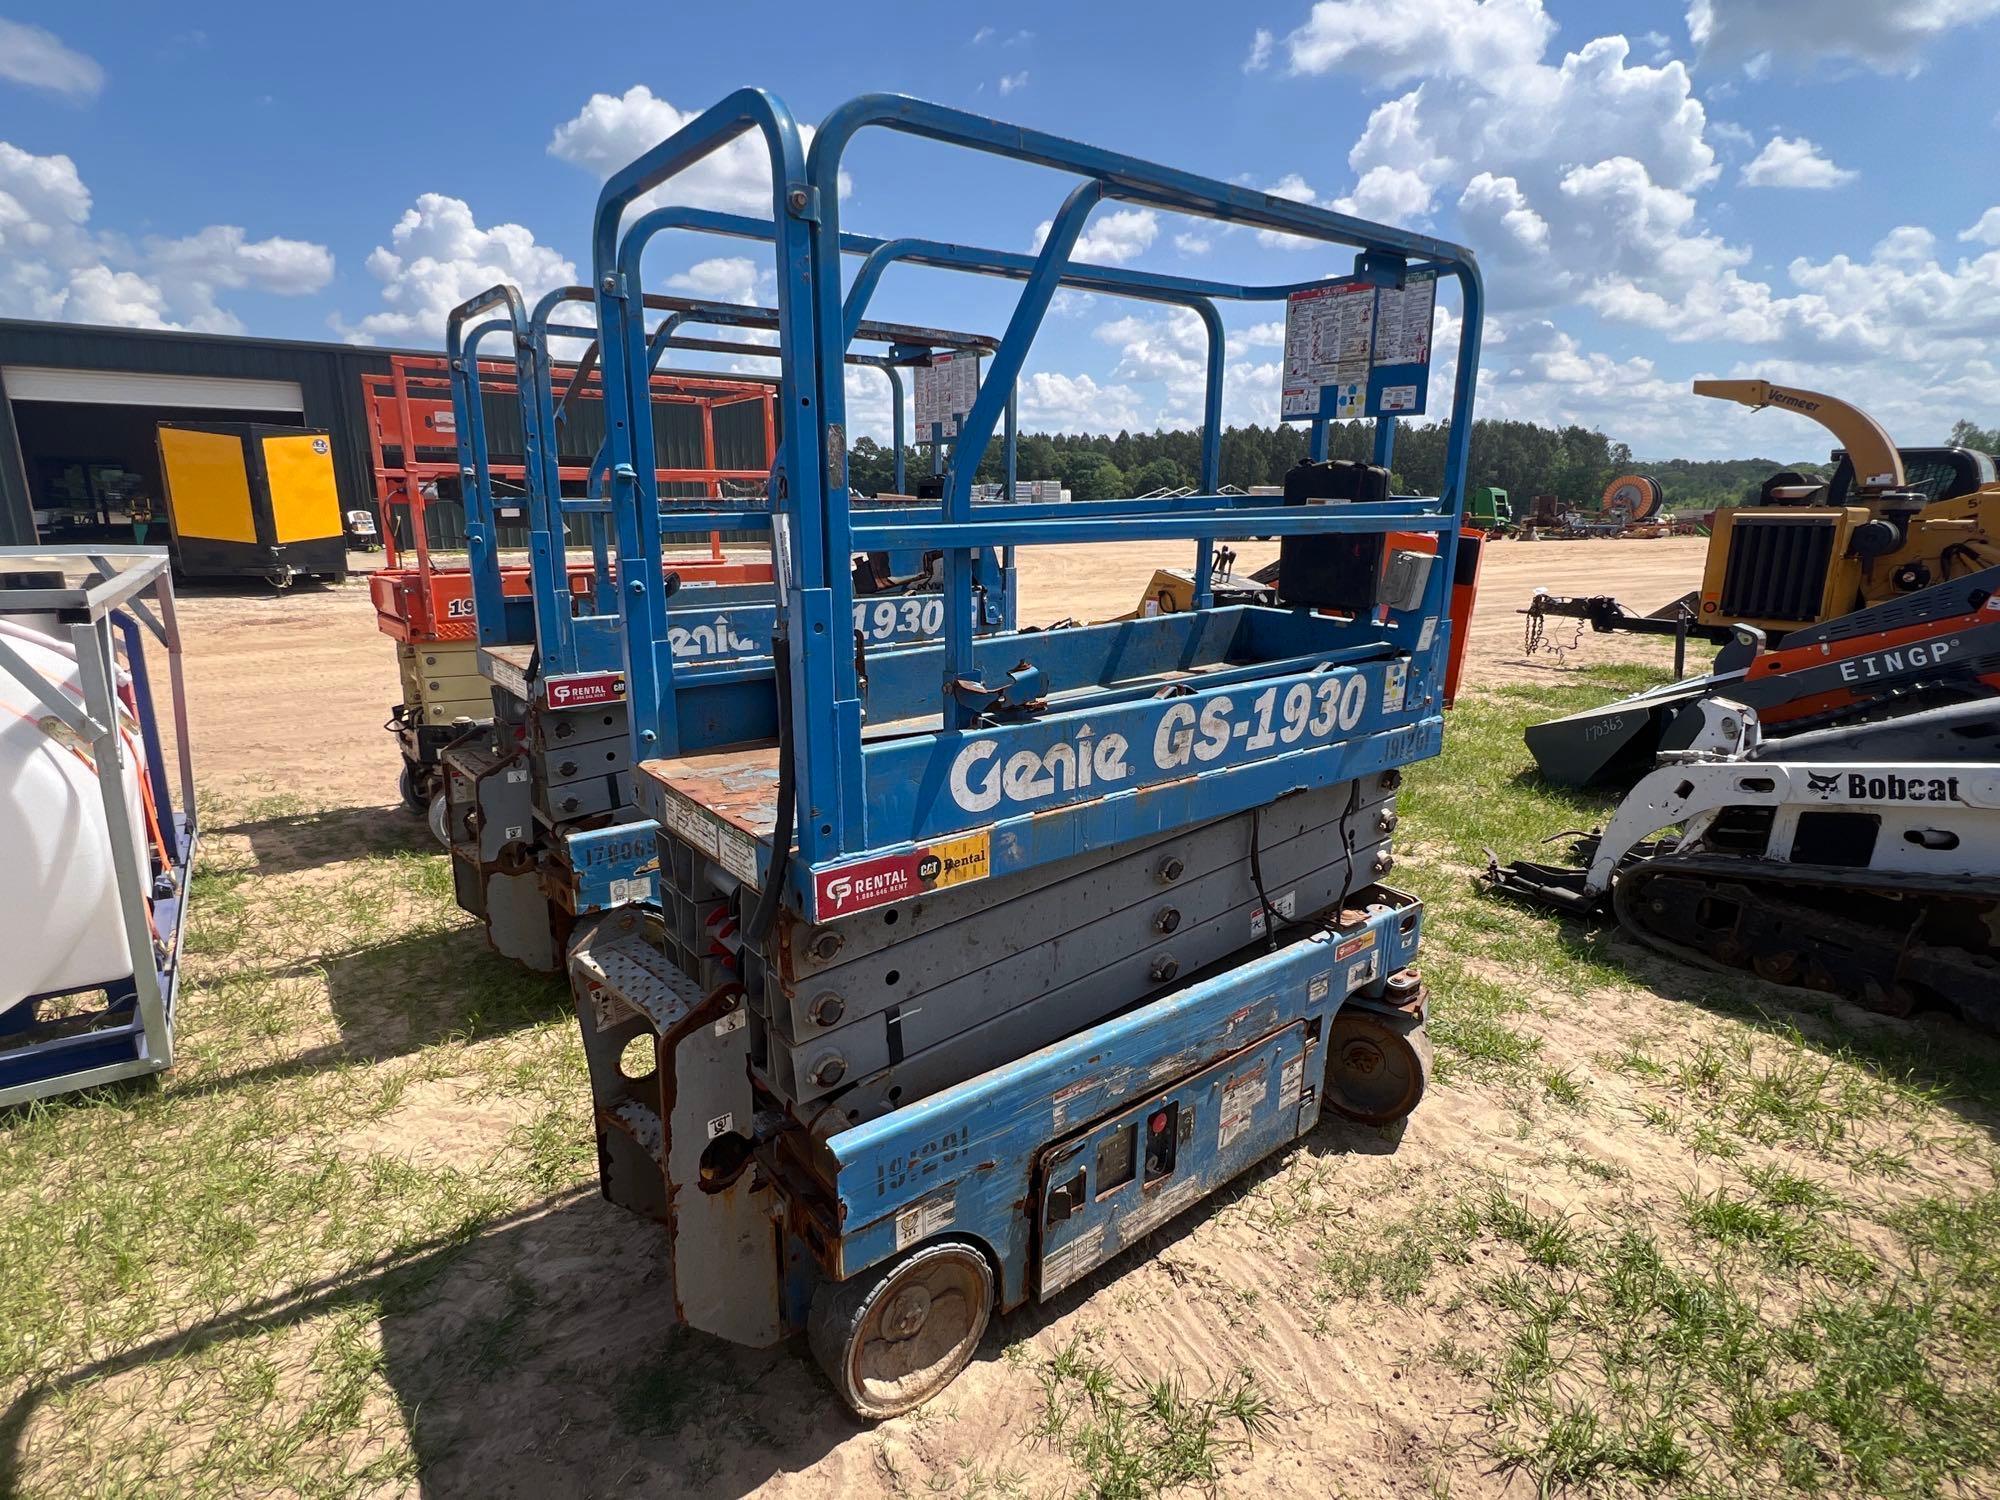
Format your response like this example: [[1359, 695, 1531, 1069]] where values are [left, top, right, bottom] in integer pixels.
[[2, 365, 304, 413]]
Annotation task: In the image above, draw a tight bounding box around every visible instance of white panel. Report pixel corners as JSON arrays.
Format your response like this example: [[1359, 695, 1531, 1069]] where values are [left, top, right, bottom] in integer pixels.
[[1, 365, 304, 413]]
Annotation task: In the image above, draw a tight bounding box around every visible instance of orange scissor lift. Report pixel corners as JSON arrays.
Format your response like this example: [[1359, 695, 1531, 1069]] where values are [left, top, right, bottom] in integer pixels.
[[362, 353, 776, 810]]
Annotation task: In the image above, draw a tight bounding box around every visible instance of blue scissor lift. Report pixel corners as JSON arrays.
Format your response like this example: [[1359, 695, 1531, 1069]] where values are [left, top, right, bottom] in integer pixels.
[[436, 279, 1021, 969], [563, 90, 1485, 1417]]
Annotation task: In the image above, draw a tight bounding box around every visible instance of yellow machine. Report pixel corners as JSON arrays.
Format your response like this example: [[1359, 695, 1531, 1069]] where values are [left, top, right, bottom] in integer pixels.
[[1114, 561, 1276, 620], [156, 421, 348, 585], [1692, 380, 1999, 637]]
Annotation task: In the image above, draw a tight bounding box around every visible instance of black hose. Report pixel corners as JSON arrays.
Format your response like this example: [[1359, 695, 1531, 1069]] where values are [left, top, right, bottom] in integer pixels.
[[745, 633, 794, 944], [1249, 805, 1279, 952]]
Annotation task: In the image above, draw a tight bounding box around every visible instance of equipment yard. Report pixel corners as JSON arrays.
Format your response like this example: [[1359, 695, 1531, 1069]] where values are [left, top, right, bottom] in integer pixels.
[[7, 537, 1997, 1499]]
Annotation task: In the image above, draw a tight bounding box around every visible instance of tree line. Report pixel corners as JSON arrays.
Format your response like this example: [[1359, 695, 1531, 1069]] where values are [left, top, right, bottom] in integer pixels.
[[844, 413, 1999, 512]]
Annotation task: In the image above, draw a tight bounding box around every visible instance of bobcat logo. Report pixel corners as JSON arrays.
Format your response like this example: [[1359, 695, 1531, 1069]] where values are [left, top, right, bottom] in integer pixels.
[[1806, 771, 1841, 799]]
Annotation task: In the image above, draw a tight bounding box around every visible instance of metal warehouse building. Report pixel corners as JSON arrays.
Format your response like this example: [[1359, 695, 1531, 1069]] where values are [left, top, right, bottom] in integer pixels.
[[0, 319, 398, 547], [0, 318, 773, 549]]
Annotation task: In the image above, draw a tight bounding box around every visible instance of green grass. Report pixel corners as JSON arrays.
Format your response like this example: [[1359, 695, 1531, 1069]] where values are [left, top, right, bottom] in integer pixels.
[[1034, 1336, 1275, 1500], [6, 673, 2000, 1497], [0, 793, 574, 1496]]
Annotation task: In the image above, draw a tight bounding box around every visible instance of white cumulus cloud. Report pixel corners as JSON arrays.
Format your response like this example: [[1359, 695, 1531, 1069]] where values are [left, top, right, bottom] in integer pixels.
[[1740, 135, 1856, 189], [1243, 28, 1274, 72], [1283, 0, 1553, 82], [1687, 0, 2000, 73], [0, 19, 103, 99], [333, 193, 574, 345], [548, 84, 850, 225], [1030, 207, 1160, 265], [0, 140, 331, 332]]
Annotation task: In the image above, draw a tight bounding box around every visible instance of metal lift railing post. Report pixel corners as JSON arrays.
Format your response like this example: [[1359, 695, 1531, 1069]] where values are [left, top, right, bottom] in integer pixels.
[[594, 203, 1016, 754], [838, 236, 1227, 600], [444, 293, 531, 648], [589, 90, 823, 769]]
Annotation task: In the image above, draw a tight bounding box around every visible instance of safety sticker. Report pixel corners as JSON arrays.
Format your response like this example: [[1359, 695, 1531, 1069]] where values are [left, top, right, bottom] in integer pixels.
[[1279, 1055, 1305, 1112], [717, 826, 760, 887], [1218, 1064, 1269, 1152], [1378, 384, 1418, 412], [705, 1112, 733, 1140], [1041, 1223, 1108, 1295], [1053, 1077, 1096, 1130], [894, 1186, 957, 1250], [1335, 930, 1377, 962], [1120, 1173, 1202, 1243], [662, 797, 720, 859], [1346, 951, 1381, 991], [1383, 661, 1408, 714], [503, 823, 525, 843], [505, 765, 529, 784], [1248, 890, 1296, 938], [813, 830, 992, 920], [1415, 616, 1438, 653], [608, 876, 652, 904], [713, 1008, 746, 1038], [1308, 970, 1332, 1003]]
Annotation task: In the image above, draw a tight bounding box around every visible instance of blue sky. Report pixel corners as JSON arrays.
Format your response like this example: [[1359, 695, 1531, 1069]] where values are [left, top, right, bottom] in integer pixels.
[[3, 1, 1999, 459]]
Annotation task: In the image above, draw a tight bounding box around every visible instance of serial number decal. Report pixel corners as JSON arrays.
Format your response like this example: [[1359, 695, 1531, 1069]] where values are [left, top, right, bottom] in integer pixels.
[[946, 670, 1379, 817], [875, 1127, 971, 1198], [815, 830, 991, 919]]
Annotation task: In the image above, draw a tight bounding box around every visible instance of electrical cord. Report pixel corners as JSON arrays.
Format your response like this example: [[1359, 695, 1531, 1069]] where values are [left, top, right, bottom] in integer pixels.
[[745, 632, 794, 944], [1249, 805, 1279, 952]]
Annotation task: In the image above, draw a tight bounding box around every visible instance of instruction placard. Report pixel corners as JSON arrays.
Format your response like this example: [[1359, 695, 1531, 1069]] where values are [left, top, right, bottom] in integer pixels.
[[915, 352, 981, 439], [1280, 270, 1436, 424]]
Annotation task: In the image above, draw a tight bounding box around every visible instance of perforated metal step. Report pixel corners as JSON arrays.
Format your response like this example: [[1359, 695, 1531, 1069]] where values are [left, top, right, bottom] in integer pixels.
[[572, 926, 702, 1035]]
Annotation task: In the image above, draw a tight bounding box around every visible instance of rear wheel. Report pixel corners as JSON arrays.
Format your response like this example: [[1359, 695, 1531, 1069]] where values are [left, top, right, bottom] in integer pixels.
[[808, 1240, 994, 1419], [1324, 1008, 1431, 1126], [397, 763, 426, 815]]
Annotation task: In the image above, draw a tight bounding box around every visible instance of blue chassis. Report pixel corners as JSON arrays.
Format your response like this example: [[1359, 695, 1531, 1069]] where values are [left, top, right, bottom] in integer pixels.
[[777, 889, 1423, 1323]]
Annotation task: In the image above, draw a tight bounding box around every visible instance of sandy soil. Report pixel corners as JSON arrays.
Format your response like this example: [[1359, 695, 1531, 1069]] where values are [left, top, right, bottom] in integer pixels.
[[43, 530, 1986, 1498], [175, 536, 1711, 808]]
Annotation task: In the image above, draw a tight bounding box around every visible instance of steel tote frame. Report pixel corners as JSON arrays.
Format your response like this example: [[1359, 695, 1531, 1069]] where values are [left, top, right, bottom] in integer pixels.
[[0, 547, 198, 1103]]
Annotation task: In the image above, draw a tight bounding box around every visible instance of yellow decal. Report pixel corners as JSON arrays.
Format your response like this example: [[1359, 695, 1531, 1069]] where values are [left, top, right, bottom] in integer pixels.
[[920, 831, 991, 893]]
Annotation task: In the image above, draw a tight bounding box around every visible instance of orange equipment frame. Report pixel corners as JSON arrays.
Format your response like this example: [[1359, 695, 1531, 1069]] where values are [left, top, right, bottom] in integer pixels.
[[362, 353, 777, 645]]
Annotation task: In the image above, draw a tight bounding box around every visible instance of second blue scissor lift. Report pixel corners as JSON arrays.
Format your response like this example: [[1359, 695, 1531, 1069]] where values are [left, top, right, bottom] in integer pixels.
[[559, 89, 1486, 1417], [436, 276, 1019, 968]]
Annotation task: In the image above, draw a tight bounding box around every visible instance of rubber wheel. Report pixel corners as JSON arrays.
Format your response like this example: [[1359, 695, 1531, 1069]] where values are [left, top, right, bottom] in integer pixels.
[[427, 792, 450, 849], [398, 763, 426, 816], [808, 1240, 994, 1419], [1324, 1009, 1431, 1126]]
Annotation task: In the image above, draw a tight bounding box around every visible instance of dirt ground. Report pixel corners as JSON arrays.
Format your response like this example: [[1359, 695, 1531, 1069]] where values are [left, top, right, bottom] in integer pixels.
[[180, 536, 1709, 806], [16, 532, 1994, 1498]]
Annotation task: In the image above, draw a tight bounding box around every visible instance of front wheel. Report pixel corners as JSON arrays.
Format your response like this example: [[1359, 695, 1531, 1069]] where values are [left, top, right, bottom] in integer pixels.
[[807, 1240, 994, 1419], [397, 762, 426, 815], [1324, 1008, 1431, 1126]]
